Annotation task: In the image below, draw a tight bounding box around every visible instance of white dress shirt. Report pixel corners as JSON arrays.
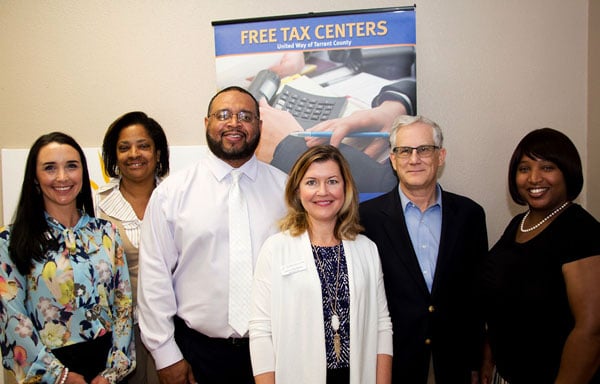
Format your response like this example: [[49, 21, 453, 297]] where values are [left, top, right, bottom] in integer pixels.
[[137, 151, 287, 370]]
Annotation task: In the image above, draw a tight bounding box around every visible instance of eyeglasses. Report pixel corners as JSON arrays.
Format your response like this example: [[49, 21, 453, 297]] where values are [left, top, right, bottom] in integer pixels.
[[208, 109, 257, 123], [392, 145, 440, 158]]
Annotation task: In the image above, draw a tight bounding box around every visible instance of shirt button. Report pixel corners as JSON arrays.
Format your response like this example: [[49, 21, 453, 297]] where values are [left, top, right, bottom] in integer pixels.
[[428, 305, 435, 313]]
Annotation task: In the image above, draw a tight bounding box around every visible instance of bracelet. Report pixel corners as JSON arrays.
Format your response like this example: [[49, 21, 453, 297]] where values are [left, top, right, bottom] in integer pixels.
[[59, 367, 69, 384]]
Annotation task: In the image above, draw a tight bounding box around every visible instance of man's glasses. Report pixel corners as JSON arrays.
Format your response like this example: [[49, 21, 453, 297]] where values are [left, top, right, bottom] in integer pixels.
[[392, 145, 440, 158], [209, 109, 257, 123]]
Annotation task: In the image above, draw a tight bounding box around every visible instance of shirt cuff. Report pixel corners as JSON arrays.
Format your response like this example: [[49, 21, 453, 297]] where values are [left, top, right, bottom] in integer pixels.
[[151, 339, 184, 370]]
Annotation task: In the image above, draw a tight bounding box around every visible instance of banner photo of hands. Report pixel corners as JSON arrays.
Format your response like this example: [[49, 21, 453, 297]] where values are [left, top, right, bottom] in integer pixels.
[[212, 7, 416, 200]]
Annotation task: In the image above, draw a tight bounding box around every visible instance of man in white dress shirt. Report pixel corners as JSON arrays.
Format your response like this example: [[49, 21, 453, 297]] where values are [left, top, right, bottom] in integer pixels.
[[137, 87, 287, 384]]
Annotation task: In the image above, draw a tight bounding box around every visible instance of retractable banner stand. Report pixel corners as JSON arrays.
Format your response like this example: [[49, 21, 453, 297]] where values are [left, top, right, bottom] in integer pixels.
[[212, 7, 416, 199]]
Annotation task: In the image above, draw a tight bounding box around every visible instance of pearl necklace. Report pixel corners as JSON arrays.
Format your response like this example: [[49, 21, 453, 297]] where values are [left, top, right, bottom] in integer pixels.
[[520, 201, 570, 233]]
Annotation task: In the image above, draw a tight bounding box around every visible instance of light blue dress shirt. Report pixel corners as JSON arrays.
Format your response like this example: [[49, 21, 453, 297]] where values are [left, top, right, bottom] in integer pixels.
[[399, 184, 442, 292]]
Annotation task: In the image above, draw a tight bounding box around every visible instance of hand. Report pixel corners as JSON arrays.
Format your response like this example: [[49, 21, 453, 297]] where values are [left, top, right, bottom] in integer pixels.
[[479, 340, 495, 384], [256, 98, 303, 163], [305, 100, 407, 160], [471, 370, 482, 384], [479, 359, 496, 384], [90, 375, 110, 384], [157, 359, 196, 384], [64, 371, 87, 384], [269, 52, 305, 78]]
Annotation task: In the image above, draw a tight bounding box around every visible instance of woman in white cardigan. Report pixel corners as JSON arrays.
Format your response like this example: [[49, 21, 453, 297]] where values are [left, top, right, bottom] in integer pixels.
[[250, 145, 393, 384]]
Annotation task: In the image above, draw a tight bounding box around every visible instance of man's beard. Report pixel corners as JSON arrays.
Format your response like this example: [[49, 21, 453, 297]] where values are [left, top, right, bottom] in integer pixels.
[[206, 129, 261, 162]]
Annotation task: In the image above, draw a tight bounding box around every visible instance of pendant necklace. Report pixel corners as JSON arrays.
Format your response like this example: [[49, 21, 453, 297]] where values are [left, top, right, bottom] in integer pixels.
[[520, 201, 569, 233], [312, 243, 342, 361]]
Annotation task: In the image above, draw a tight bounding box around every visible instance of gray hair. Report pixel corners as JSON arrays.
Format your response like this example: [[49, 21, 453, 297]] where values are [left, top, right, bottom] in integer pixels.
[[389, 115, 444, 149]]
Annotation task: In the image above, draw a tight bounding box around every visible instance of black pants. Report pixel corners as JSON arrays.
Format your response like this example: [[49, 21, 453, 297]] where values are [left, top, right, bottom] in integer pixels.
[[52, 332, 121, 383], [173, 316, 254, 384], [327, 367, 350, 384]]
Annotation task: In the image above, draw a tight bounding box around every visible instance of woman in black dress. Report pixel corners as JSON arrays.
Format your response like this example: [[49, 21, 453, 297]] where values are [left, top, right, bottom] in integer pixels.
[[480, 128, 599, 384]]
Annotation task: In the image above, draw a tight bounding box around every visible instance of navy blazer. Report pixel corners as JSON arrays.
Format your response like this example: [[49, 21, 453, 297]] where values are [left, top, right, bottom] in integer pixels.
[[360, 186, 488, 384]]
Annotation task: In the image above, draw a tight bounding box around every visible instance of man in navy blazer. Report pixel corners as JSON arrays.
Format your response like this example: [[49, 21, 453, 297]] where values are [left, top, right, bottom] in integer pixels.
[[359, 115, 488, 384]]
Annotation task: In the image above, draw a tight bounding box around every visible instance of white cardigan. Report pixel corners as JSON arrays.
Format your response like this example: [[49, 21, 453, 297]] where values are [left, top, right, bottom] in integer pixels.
[[249, 231, 393, 384]]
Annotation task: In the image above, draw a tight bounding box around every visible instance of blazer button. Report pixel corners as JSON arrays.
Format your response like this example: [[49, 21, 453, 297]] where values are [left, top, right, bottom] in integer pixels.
[[428, 305, 435, 313], [425, 338, 432, 345]]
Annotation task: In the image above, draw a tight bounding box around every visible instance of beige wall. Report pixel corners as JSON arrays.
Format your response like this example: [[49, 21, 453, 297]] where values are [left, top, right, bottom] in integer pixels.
[[588, 0, 600, 219], [0, 1, 594, 242], [0, 0, 597, 382]]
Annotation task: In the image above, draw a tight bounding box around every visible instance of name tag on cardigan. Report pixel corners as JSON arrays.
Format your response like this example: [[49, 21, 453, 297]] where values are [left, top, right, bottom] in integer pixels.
[[280, 260, 306, 275]]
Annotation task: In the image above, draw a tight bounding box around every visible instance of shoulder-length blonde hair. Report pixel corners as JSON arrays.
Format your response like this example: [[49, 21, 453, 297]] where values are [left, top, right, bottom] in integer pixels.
[[279, 145, 363, 240]]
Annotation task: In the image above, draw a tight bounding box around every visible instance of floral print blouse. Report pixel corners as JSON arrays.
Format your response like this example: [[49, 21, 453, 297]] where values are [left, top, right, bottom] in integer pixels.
[[0, 213, 134, 383]]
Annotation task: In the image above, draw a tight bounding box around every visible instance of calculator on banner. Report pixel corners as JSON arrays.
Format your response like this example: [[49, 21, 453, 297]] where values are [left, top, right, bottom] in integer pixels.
[[271, 85, 347, 129], [248, 69, 347, 129]]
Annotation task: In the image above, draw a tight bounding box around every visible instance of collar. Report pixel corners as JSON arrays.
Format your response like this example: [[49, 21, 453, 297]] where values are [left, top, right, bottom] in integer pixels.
[[45, 210, 89, 231], [96, 177, 120, 194], [206, 150, 258, 182], [97, 176, 163, 194], [398, 183, 443, 212]]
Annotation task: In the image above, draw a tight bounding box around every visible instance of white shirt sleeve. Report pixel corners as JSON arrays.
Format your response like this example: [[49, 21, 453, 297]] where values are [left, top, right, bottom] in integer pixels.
[[137, 188, 184, 370]]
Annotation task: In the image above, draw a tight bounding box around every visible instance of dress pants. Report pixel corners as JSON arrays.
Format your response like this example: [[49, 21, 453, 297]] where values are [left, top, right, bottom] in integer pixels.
[[174, 316, 254, 384]]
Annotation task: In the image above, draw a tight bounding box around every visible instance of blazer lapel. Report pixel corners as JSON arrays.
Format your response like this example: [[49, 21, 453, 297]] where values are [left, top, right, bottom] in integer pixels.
[[379, 190, 431, 295], [431, 190, 458, 295]]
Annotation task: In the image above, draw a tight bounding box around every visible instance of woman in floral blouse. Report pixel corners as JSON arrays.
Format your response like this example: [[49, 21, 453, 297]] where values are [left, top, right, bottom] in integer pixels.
[[0, 132, 134, 384]]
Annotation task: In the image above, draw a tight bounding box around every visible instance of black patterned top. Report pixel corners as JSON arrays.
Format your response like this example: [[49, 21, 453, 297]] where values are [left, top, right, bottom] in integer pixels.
[[312, 243, 350, 369]]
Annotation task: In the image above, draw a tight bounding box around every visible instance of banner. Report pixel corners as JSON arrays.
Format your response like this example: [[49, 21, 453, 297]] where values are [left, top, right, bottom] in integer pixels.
[[213, 7, 416, 199]]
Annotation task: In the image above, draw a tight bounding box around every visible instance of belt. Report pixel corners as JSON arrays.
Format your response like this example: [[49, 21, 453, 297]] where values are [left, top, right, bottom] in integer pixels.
[[174, 316, 249, 347], [223, 337, 249, 346], [196, 334, 249, 348]]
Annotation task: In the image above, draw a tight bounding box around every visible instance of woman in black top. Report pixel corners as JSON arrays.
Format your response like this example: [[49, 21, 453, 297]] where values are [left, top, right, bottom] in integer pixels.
[[480, 128, 600, 383]]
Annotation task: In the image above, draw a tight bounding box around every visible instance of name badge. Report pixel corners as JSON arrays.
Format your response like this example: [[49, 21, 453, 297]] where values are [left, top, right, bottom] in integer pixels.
[[281, 260, 306, 275]]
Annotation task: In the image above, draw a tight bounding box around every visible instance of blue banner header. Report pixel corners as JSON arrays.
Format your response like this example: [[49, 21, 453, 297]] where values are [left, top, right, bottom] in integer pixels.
[[214, 8, 416, 56]]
